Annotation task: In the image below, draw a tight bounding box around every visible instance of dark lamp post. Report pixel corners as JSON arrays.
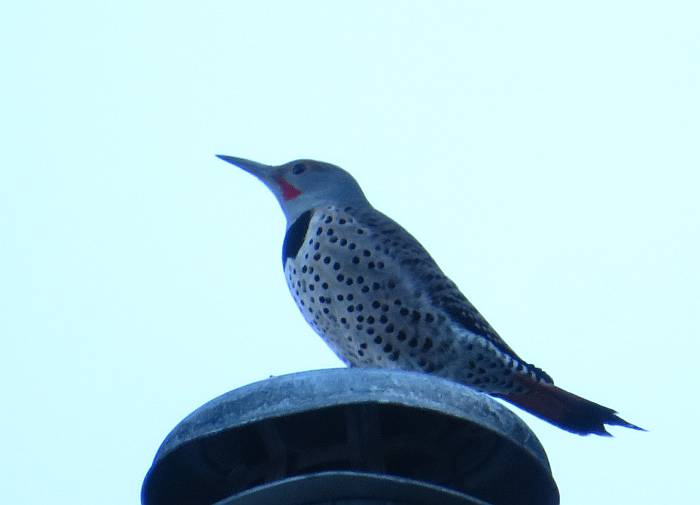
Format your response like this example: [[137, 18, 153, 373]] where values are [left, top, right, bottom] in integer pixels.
[[142, 369, 559, 505]]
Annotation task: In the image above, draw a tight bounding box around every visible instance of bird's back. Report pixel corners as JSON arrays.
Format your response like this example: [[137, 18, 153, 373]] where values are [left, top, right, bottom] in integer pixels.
[[283, 203, 547, 392]]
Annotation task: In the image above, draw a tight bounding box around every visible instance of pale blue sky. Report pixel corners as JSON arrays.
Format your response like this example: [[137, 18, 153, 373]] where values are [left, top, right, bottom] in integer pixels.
[[1, 2, 698, 504]]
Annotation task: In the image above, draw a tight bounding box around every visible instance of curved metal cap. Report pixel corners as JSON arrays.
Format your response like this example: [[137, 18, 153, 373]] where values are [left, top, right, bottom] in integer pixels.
[[142, 369, 559, 505], [218, 471, 490, 505]]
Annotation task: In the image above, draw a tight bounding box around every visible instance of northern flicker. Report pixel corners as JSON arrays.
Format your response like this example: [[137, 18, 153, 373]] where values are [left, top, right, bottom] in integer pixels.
[[218, 155, 643, 436]]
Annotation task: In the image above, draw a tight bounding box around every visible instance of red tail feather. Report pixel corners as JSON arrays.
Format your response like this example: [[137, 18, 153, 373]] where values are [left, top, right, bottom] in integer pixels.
[[497, 377, 644, 436]]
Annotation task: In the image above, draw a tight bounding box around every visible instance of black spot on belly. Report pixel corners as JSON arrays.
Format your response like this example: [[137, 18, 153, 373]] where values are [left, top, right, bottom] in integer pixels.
[[282, 210, 313, 264]]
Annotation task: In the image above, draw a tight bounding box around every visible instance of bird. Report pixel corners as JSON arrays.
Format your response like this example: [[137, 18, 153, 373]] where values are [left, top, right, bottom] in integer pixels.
[[217, 154, 643, 436]]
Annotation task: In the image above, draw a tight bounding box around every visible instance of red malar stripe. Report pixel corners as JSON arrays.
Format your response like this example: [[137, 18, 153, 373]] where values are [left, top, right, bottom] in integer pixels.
[[274, 175, 301, 201]]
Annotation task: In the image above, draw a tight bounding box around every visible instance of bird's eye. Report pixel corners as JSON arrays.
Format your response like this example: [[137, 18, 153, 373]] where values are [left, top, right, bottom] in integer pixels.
[[292, 163, 306, 175]]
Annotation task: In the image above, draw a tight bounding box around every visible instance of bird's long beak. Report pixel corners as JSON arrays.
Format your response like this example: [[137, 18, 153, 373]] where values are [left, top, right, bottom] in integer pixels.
[[216, 155, 275, 179], [217, 154, 302, 203]]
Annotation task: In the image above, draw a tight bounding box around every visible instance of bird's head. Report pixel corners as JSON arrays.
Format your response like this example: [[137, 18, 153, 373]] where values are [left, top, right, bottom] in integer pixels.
[[217, 155, 370, 224]]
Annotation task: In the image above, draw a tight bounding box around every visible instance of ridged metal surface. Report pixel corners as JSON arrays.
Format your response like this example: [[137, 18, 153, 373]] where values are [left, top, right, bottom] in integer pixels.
[[142, 369, 559, 505], [216, 471, 489, 505]]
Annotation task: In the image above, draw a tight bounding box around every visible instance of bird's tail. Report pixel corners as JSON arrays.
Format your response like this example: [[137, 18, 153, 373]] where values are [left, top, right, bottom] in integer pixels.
[[497, 376, 645, 436]]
